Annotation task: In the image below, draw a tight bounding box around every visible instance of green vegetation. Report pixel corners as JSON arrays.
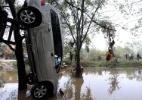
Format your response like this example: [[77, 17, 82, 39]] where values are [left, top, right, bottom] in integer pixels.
[[63, 47, 142, 68], [11, 61, 17, 69], [81, 59, 142, 68], [0, 67, 2, 71], [11, 61, 30, 72], [64, 59, 142, 68]]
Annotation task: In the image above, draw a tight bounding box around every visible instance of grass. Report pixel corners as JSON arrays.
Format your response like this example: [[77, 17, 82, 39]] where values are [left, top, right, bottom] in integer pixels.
[[116, 59, 142, 68], [92, 59, 142, 68], [64, 58, 142, 68], [8, 58, 142, 71]]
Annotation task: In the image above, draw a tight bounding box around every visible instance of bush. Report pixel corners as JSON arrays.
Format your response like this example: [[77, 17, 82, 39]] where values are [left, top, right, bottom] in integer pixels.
[[80, 59, 142, 68], [11, 61, 17, 69], [11, 61, 30, 71]]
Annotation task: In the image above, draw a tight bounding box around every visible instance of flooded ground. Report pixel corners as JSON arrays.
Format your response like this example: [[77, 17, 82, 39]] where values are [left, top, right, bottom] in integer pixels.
[[0, 67, 142, 100]]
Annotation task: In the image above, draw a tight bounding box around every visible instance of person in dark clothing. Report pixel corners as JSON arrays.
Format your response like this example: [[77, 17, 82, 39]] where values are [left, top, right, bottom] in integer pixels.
[[137, 53, 140, 61], [70, 51, 73, 63], [125, 54, 128, 60]]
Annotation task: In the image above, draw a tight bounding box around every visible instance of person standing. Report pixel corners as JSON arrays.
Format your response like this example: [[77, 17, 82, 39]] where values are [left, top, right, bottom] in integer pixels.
[[125, 54, 128, 60], [70, 51, 73, 63], [137, 53, 140, 61]]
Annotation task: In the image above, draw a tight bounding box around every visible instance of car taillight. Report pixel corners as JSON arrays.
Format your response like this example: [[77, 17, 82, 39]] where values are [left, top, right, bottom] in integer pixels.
[[41, 0, 45, 6]]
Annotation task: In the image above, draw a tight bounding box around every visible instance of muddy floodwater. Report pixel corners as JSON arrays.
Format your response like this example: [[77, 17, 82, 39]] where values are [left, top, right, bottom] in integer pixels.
[[0, 67, 142, 100]]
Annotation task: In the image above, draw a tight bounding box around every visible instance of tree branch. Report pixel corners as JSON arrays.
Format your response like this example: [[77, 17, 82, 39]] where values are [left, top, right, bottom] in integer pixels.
[[5, 43, 15, 51], [65, 0, 114, 31], [60, 11, 76, 43], [0, 39, 16, 44], [81, 0, 102, 46]]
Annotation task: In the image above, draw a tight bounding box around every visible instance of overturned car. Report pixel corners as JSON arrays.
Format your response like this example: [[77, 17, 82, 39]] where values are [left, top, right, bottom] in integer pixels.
[[17, 0, 63, 99]]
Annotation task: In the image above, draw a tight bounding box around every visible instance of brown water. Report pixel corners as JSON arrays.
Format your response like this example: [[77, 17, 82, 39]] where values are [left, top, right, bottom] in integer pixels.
[[0, 67, 142, 100]]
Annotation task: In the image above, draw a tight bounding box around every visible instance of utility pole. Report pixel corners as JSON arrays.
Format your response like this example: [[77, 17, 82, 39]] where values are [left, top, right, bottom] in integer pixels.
[[7, 0, 27, 90]]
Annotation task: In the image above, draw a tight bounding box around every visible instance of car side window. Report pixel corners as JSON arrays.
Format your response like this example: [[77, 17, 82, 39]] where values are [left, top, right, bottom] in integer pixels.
[[50, 10, 62, 57], [50, 10, 59, 26]]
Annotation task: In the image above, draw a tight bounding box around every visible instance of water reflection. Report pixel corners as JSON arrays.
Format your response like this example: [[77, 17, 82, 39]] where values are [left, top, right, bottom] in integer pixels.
[[108, 70, 120, 94], [126, 69, 142, 81], [58, 68, 142, 100], [60, 77, 84, 100], [0, 83, 18, 100], [0, 68, 142, 100]]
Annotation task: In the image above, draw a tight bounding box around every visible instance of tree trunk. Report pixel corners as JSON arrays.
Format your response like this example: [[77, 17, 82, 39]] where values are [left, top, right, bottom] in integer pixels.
[[75, 49, 81, 77], [7, 0, 27, 90], [75, 0, 84, 77]]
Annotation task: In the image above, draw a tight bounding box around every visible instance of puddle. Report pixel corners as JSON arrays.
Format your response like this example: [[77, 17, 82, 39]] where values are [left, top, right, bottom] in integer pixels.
[[0, 67, 142, 100]]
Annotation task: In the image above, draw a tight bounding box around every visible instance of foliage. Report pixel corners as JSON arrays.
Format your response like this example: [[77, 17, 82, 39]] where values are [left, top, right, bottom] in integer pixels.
[[114, 46, 134, 58], [112, 59, 142, 68], [99, 20, 115, 37], [63, 46, 142, 68], [80, 48, 106, 60], [11, 61, 17, 69], [0, 43, 7, 51], [11, 61, 30, 71], [125, 41, 142, 53], [111, 0, 142, 37], [51, 0, 110, 76], [63, 46, 71, 55], [81, 60, 107, 67], [63, 57, 142, 68], [0, 66, 2, 71], [63, 58, 142, 68]]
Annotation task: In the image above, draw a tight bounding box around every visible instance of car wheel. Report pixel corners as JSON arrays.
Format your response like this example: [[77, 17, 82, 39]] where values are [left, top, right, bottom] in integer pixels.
[[17, 7, 42, 28], [31, 83, 48, 99], [26, 73, 35, 85]]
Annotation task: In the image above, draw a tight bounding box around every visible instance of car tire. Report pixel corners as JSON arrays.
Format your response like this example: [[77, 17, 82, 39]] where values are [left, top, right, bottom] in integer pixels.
[[26, 72, 35, 85], [17, 7, 42, 28], [31, 83, 49, 99]]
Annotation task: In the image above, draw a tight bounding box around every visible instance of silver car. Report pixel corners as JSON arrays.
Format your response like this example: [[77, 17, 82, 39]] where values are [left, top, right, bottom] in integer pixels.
[[17, 0, 63, 99]]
